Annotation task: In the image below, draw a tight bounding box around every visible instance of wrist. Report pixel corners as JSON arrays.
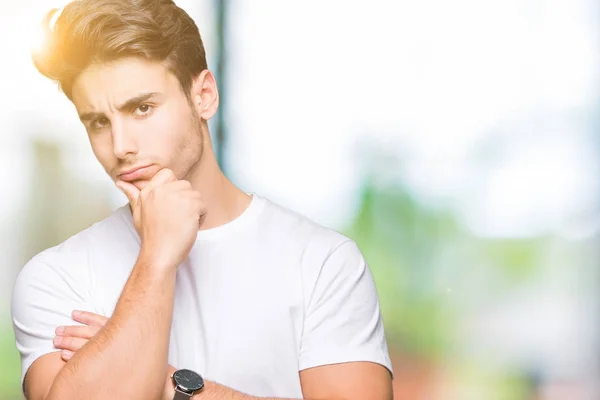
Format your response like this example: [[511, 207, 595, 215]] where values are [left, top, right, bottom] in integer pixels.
[[138, 247, 179, 272], [168, 368, 205, 399], [164, 365, 177, 400]]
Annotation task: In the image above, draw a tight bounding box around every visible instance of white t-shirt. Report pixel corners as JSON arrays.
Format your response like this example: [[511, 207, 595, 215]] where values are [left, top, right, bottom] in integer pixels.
[[11, 194, 392, 398]]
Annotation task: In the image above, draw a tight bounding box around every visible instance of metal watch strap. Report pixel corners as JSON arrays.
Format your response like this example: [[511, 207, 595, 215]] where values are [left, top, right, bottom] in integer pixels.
[[173, 387, 193, 400]]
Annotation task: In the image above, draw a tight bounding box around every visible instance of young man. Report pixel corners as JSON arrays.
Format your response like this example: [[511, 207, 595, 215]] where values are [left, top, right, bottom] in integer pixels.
[[11, 1, 393, 399]]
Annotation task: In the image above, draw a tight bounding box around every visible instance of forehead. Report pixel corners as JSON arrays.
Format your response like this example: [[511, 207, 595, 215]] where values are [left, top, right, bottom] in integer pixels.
[[71, 57, 179, 110]]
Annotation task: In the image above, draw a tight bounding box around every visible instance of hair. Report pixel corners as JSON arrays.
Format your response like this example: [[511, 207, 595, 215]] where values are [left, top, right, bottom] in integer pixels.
[[32, 0, 208, 101]]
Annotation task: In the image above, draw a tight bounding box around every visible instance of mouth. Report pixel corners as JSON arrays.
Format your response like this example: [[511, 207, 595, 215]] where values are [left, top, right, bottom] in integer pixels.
[[118, 164, 154, 182]]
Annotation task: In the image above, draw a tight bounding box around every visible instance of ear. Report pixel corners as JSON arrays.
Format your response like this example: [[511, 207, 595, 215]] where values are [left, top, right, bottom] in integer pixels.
[[190, 69, 219, 121]]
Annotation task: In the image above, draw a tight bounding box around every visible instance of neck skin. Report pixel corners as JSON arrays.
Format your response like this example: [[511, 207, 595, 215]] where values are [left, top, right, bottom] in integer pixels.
[[183, 122, 251, 231]]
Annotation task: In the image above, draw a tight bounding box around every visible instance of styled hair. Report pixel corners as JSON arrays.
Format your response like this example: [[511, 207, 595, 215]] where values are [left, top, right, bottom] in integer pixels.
[[32, 0, 208, 100]]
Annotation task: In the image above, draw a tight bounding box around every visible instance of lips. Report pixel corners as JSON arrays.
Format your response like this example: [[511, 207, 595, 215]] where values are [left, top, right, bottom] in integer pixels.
[[118, 165, 154, 182]]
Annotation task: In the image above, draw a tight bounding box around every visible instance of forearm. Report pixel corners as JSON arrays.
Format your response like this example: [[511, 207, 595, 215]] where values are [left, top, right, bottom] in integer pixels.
[[48, 255, 177, 400]]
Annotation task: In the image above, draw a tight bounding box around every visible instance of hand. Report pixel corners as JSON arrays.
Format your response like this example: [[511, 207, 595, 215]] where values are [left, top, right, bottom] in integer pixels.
[[54, 310, 178, 400], [116, 168, 206, 269], [53, 310, 108, 361]]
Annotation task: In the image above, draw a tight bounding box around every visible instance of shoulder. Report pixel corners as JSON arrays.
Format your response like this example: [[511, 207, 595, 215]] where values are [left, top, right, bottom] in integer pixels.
[[255, 195, 364, 282], [257, 195, 353, 252], [12, 205, 134, 299]]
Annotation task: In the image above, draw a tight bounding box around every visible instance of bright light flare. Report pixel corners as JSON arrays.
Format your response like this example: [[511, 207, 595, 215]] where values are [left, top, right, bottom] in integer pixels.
[[29, 8, 63, 63]]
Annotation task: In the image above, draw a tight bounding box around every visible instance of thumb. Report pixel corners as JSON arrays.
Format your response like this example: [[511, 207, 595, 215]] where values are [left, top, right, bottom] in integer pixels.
[[115, 180, 140, 207]]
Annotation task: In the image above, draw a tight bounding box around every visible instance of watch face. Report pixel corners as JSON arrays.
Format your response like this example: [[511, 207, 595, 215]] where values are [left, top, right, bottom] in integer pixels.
[[173, 369, 204, 392]]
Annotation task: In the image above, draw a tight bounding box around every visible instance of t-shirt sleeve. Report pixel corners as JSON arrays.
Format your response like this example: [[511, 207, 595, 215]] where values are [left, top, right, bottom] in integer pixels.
[[299, 240, 393, 375], [10, 252, 94, 385]]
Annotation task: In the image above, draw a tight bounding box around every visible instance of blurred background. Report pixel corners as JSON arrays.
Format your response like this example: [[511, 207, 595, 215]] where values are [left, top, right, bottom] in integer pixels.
[[1, 0, 599, 399]]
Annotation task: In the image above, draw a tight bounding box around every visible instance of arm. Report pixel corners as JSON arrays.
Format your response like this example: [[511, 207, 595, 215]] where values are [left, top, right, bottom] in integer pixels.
[[25, 257, 176, 400], [45, 256, 176, 400], [20, 169, 205, 400], [47, 232, 392, 399], [54, 319, 392, 400]]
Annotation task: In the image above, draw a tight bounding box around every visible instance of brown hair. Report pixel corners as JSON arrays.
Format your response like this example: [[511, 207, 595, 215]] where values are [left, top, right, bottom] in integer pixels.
[[33, 0, 208, 101]]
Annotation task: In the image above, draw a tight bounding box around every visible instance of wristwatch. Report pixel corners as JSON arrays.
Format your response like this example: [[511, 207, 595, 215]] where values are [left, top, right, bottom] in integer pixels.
[[172, 368, 204, 399]]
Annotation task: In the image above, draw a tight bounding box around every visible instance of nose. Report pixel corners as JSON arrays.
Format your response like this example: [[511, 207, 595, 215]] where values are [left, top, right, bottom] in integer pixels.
[[111, 119, 137, 159]]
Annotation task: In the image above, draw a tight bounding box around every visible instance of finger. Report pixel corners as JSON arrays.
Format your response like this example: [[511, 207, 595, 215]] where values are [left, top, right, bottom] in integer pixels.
[[56, 325, 91, 339], [116, 180, 140, 207], [56, 325, 99, 339], [72, 310, 109, 327], [61, 350, 74, 361], [142, 168, 177, 193], [53, 335, 88, 352]]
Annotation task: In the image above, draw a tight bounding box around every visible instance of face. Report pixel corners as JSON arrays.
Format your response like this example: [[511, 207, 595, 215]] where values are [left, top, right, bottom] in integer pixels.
[[71, 57, 217, 190]]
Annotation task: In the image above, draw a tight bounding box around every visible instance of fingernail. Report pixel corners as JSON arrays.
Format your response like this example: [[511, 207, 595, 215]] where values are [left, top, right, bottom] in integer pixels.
[[53, 336, 62, 345], [72, 310, 81, 317], [62, 350, 72, 360], [56, 326, 64, 334]]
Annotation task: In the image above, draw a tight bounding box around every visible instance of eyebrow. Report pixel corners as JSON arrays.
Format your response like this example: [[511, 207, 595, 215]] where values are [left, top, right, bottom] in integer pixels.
[[78, 92, 160, 122]]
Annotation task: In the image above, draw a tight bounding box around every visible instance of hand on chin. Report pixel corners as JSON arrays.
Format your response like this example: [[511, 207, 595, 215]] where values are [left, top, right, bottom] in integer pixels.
[[131, 179, 151, 191]]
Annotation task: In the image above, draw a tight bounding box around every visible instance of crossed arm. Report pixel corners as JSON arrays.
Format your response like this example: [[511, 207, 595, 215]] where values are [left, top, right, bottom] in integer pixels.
[[21, 255, 393, 400]]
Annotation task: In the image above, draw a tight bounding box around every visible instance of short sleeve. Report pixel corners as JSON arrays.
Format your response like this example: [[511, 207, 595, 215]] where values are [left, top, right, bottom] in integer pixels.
[[299, 240, 393, 375], [10, 251, 95, 385]]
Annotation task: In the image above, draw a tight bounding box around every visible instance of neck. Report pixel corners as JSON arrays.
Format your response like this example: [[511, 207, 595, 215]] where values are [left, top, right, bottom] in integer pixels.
[[184, 132, 251, 231]]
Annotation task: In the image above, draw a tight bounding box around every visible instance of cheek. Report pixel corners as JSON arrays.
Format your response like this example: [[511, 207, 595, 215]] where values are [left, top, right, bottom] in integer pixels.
[[140, 110, 182, 150], [88, 135, 116, 171]]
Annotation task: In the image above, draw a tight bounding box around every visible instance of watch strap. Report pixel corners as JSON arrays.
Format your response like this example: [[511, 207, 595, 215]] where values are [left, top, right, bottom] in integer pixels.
[[173, 387, 193, 400]]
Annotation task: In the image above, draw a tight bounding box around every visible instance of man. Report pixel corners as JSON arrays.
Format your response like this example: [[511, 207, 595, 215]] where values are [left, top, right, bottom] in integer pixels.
[[11, 0, 393, 399]]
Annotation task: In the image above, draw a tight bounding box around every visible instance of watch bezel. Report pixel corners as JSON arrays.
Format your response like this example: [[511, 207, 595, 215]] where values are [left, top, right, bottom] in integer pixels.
[[172, 368, 204, 393]]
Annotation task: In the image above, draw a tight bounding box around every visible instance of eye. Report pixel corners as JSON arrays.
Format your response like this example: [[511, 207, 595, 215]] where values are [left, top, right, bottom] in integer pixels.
[[133, 104, 153, 116], [91, 117, 110, 130]]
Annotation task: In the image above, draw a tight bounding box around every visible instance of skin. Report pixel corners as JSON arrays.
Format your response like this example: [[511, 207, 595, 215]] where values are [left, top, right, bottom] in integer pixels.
[[23, 57, 393, 400]]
